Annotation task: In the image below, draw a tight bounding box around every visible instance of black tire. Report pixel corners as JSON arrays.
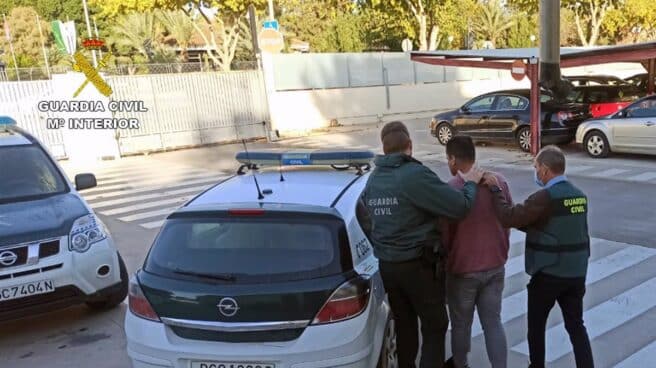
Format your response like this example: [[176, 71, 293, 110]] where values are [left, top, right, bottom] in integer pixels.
[[584, 131, 610, 158], [516, 126, 531, 152], [436, 123, 455, 145], [86, 253, 129, 310], [377, 316, 398, 368]]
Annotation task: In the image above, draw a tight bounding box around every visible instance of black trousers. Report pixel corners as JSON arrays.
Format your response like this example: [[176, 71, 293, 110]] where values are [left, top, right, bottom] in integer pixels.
[[380, 258, 449, 368], [527, 273, 594, 368]]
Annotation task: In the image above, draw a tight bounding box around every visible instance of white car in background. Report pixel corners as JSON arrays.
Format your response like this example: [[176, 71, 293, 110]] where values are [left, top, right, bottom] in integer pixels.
[[576, 95, 656, 158]]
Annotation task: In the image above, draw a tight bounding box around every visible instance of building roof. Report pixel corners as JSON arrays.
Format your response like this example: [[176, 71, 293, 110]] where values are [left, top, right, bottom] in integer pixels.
[[411, 42, 656, 69]]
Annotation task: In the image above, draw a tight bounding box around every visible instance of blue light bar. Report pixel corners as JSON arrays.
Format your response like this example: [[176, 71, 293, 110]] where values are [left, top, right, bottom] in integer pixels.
[[236, 149, 375, 166], [0, 116, 17, 126]]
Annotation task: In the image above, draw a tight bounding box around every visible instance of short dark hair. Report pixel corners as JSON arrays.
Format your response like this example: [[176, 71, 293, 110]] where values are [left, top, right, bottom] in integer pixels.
[[536, 145, 566, 174], [446, 135, 475, 163], [380, 121, 411, 154]]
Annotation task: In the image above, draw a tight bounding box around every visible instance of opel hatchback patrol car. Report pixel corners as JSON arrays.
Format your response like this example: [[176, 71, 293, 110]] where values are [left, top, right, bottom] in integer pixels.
[[125, 150, 397, 368], [0, 117, 128, 320]]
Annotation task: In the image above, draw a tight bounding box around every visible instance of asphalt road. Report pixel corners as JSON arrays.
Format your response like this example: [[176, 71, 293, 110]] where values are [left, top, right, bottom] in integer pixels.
[[1, 122, 655, 368]]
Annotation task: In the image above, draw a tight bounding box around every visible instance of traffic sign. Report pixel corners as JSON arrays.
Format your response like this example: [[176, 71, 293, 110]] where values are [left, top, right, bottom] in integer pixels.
[[511, 59, 526, 81], [263, 20, 279, 31], [401, 38, 413, 52], [259, 28, 284, 53]]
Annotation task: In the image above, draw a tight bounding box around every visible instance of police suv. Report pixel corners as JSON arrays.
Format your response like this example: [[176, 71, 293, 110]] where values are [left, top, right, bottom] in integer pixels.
[[0, 117, 128, 320], [125, 150, 397, 368]]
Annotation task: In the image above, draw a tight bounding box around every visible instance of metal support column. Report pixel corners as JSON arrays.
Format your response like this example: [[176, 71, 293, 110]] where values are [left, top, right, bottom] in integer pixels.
[[529, 60, 541, 156], [648, 59, 655, 95]]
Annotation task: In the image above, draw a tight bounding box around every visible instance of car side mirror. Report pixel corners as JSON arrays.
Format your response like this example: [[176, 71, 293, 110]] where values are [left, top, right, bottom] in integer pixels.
[[75, 173, 97, 191], [461, 106, 470, 113]]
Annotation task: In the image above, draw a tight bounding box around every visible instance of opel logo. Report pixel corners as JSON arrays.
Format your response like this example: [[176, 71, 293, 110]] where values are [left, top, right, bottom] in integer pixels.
[[217, 297, 239, 317], [0, 250, 18, 266]]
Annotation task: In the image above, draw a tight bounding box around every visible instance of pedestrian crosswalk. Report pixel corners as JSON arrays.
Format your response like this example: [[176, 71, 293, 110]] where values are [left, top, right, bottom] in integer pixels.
[[465, 230, 656, 367], [64, 161, 232, 229]]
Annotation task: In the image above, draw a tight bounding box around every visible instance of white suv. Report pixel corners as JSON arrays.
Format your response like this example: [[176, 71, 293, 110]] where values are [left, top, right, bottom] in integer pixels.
[[125, 150, 397, 368], [0, 117, 128, 320]]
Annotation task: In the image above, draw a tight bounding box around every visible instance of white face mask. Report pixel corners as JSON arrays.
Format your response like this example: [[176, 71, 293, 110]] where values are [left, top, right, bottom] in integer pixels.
[[534, 169, 545, 188]]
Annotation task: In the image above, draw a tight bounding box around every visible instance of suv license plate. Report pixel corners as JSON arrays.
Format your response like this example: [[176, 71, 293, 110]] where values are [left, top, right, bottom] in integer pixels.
[[0, 280, 55, 302], [191, 362, 275, 368]]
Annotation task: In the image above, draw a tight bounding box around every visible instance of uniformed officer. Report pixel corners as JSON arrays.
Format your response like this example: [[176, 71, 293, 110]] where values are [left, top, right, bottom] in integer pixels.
[[360, 121, 484, 368], [483, 145, 594, 368]]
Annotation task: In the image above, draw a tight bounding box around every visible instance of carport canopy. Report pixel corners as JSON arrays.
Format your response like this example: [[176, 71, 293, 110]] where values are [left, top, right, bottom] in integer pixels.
[[410, 42, 656, 155]]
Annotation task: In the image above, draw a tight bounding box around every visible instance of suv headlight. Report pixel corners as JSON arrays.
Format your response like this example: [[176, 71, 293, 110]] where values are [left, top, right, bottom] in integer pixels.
[[69, 214, 108, 252]]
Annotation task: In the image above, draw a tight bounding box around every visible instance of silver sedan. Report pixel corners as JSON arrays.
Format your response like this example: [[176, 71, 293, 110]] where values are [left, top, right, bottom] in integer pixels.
[[576, 95, 656, 158]]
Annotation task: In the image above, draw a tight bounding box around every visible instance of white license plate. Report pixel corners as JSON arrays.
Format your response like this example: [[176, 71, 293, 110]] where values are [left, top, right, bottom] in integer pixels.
[[0, 280, 55, 302], [191, 362, 275, 368]]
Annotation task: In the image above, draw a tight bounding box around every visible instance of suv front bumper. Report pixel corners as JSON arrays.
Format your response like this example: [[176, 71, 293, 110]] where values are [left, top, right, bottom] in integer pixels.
[[0, 235, 123, 320]]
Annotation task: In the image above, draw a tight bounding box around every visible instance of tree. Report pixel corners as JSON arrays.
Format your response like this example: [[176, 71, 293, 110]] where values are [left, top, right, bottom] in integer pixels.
[[0, 7, 50, 67], [473, 0, 514, 48], [108, 12, 163, 62], [506, 12, 538, 48], [158, 10, 195, 61], [564, 0, 620, 46], [604, 0, 656, 44]]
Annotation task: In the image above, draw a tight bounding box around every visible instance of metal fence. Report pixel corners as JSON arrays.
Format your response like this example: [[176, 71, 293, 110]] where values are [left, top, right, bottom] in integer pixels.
[[108, 70, 269, 155], [0, 61, 258, 81]]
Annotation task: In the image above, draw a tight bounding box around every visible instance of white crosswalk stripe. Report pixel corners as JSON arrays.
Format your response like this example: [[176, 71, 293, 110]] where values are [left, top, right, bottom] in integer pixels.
[[615, 340, 656, 368]]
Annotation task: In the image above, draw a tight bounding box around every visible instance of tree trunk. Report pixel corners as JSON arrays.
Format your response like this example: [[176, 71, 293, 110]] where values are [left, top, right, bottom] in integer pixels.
[[418, 15, 428, 51], [428, 25, 439, 51]]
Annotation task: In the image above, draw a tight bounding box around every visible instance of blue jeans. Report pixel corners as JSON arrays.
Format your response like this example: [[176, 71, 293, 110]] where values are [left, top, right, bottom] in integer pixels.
[[447, 266, 507, 368]]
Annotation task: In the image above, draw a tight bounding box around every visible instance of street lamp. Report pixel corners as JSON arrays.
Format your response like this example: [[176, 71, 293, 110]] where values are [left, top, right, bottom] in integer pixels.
[[447, 35, 454, 49], [530, 34, 536, 45]]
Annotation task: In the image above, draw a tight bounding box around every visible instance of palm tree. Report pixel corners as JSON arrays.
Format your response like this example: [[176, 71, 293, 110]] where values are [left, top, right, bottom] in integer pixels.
[[157, 10, 195, 62], [108, 12, 161, 62], [473, 0, 514, 48]]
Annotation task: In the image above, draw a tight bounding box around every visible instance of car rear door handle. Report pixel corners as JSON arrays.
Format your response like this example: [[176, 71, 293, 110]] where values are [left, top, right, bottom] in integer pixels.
[[646, 121, 655, 127]]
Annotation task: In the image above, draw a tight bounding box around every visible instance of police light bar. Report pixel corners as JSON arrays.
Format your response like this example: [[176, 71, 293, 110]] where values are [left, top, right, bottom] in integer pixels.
[[0, 116, 17, 126], [236, 149, 375, 166]]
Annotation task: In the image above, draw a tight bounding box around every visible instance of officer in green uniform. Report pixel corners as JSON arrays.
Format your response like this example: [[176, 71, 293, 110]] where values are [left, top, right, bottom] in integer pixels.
[[484, 145, 594, 368], [360, 121, 484, 368]]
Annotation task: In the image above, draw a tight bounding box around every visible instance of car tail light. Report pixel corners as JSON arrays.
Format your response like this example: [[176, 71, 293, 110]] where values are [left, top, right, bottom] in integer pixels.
[[228, 209, 265, 216], [312, 277, 371, 325], [557, 111, 574, 121], [128, 276, 160, 322]]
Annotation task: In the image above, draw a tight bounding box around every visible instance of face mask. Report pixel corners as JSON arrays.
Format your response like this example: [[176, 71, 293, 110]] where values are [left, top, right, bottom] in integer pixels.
[[534, 169, 545, 188]]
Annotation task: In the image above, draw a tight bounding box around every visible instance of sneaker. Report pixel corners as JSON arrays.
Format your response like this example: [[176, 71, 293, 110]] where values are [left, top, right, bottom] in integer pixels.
[[444, 357, 470, 368]]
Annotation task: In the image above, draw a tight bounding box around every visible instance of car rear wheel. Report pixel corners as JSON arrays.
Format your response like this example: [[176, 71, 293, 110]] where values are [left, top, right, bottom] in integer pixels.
[[436, 123, 454, 145], [86, 253, 129, 310], [516, 126, 531, 152], [584, 131, 610, 158], [377, 316, 398, 368]]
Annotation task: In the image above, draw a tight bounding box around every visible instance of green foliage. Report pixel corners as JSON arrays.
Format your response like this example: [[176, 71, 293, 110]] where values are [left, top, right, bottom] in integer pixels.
[[473, 0, 514, 48], [157, 10, 194, 60], [107, 12, 165, 63], [506, 12, 537, 48], [604, 0, 656, 43], [0, 7, 51, 67]]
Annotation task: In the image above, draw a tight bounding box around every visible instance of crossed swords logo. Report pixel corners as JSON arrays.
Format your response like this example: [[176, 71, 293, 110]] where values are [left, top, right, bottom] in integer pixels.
[[72, 51, 113, 98]]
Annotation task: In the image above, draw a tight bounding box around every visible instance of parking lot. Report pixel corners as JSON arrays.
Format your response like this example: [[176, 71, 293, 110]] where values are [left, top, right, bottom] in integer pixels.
[[1, 119, 655, 368]]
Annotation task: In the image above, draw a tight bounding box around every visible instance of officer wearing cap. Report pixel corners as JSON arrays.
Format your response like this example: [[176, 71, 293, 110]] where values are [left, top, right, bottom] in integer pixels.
[[360, 121, 483, 368]]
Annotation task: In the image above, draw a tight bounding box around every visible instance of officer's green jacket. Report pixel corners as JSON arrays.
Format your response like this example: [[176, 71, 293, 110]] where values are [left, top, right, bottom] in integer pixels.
[[361, 153, 478, 263], [490, 178, 590, 278]]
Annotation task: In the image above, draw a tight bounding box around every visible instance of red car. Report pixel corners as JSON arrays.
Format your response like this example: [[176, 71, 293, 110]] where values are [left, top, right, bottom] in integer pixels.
[[567, 85, 643, 118]]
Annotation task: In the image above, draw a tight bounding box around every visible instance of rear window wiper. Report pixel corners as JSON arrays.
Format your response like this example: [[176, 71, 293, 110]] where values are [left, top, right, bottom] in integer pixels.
[[172, 268, 236, 282]]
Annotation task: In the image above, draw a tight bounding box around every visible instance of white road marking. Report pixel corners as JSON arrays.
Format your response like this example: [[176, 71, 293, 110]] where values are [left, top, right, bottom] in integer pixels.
[[83, 171, 219, 194], [118, 207, 178, 222], [564, 165, 595, 174], [510, 229, 525, 245], [588, 168, 630, 178], [83, 176, 225, 202], [140, 219, 166, 229], [97, 166, 207, 184], [614, 340, 656, 368], [100, 196, 191, 216], [504, 254, 525, 278], [626, 171, 656, 182], [512, 277, 656, 362], [470, 245, 656, 337], [89, 184, 212, 209]]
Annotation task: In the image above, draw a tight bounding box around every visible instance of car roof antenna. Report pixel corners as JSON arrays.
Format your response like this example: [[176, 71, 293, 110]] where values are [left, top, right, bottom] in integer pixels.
[[241, 139, 264, 200], [278, 160, 285, 182]]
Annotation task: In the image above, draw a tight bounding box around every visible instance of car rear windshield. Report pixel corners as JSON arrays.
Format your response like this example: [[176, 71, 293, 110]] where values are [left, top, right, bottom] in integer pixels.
[[0, 145, 68, 204], [144, 214, 353, 283]]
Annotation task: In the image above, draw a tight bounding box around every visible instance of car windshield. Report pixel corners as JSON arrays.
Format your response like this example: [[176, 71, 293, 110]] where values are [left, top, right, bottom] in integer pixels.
[[0, 145, 68, 204], [145, 215, 352, 283]]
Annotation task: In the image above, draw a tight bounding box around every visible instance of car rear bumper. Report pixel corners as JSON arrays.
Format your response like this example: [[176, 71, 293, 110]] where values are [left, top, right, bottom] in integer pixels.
[[541, 127, 578, 144], [0, 236, 122, 320], [125, 300, 389, 368]]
